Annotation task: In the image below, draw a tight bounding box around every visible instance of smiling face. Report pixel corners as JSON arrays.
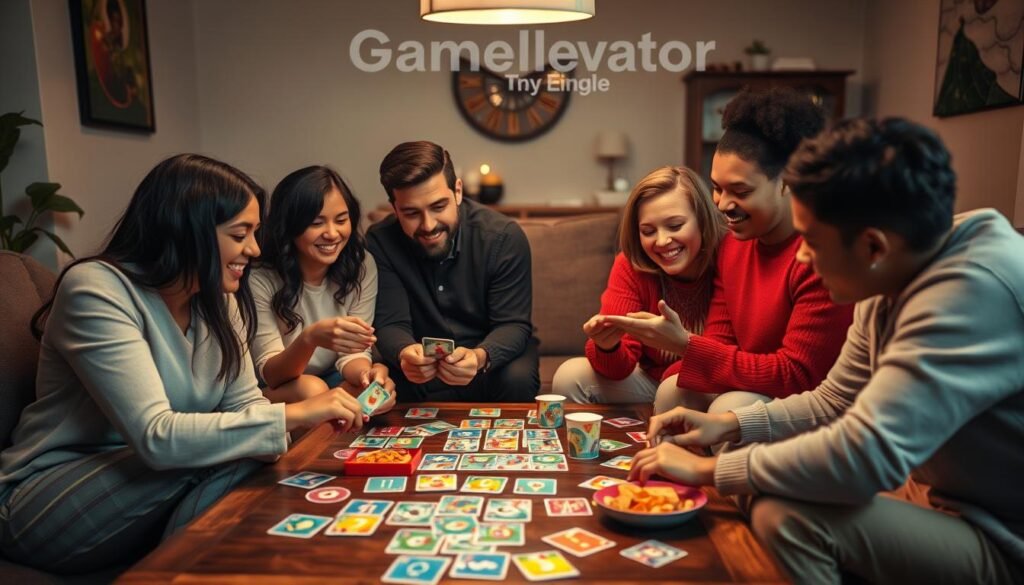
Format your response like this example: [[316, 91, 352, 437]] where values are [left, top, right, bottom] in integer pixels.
[[293, 187, 351, 282], [392, 172, 462, 260], [710, 151, 791, 243], [637, 189, 703, 280], [215, 195, 261, 293]]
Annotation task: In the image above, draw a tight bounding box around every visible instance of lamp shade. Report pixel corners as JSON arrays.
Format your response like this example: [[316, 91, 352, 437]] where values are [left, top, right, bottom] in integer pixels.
[[421, 0, 595, 25], [595, 131, 628, 159]]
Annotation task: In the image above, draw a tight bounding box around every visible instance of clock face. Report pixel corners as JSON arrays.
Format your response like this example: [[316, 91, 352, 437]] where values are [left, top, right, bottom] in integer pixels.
[[452, 59, 572, 142]]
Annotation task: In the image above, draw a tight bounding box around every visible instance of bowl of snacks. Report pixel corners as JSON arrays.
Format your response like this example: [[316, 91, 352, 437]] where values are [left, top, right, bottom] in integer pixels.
[[344, 448, 422, 476], [593, 480, 706, 528]]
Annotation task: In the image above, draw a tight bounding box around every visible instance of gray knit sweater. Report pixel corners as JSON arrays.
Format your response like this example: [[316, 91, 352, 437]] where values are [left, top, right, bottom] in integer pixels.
[[715, 209, 1024, 567], [0, 261, 288, 485]]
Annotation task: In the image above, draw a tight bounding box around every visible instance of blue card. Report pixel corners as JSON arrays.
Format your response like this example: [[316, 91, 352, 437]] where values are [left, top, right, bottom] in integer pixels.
[[513, 477, 557, 495], [381, 555, 451, 585], [341, 498, 394, 516], [365, 476, 407, 493], [450, 552, 511, 580], [266, 513, 332, 539]]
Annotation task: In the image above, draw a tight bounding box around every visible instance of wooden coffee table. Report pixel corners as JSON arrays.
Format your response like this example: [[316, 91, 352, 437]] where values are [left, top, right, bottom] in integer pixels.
[[117, 403, 786, 584]]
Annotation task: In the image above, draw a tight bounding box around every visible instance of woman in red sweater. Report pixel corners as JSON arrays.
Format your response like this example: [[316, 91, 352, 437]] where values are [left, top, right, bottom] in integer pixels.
[[605, 87, 854, 415], [552, 166, 724, 403]]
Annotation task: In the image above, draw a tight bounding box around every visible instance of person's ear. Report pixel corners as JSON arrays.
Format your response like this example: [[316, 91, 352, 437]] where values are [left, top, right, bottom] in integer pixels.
[[780, 181, 791, 198], [454, 178, 463, 205], [861, 228, 890, 269]]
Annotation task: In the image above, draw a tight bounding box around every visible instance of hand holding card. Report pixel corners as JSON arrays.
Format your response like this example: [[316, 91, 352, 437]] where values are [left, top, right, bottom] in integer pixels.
[[357, 381, 391, 417]]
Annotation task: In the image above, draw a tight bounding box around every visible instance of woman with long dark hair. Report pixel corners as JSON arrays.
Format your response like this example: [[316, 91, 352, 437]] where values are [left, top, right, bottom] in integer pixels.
[[0, 154, 364, 573], [251, 165, 395, 411]]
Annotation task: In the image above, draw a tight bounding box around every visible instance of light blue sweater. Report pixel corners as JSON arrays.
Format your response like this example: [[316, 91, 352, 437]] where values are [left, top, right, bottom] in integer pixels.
[[0, 261, 288, 485], [716, 209, 1024, 567]]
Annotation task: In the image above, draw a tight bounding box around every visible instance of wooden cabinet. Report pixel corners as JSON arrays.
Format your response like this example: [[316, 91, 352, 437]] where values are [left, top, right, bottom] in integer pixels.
[[682, 70, 854, 178]]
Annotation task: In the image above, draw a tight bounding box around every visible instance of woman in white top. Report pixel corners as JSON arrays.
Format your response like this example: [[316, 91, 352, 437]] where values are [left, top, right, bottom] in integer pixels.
[[251, 165, 395, 412], [0, 154, 366, 573]]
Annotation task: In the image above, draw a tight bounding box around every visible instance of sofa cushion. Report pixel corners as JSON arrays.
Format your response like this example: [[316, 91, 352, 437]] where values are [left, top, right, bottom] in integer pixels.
[[518, 213, 619, 356], [0, 252, 55, 450]]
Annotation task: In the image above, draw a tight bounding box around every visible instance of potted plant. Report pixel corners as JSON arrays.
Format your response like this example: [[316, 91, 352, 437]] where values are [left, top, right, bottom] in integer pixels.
[[744, 40, 771, 71], [0, 112, 83, 256]]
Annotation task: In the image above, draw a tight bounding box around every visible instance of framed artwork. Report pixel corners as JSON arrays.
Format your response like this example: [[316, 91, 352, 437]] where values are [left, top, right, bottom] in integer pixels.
[[68, 0, 155, 132], [934, 0, 1024, 117]]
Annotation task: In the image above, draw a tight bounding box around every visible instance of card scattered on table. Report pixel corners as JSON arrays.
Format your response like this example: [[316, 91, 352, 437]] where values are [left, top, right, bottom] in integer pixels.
[[513, 477, 557, 495], [350, 435, 389, 448], [599, 438, 631, 452], [474, 522, 525, 546], [460, 419, 491, 429], [542, 527, 616, 558], [386, 502, 437, 526], [600, 455, 633, 471], [325, 513, 382, 536], [386, 528, 443, 554], [512, 550, 579, 581], [620, 540, 688, 568], [365, 476, 408, 493], [382, 554, 451, 585], [544, 497, 593, 517], [267, 514, 332, 539], [605, 417, 644, 428], [450, 551, 511, 580], [431, 514, 478, 537], [483, 498, 532, 522], [418, 453, 460, 471], [387, 436, 424, 448], [626, 431, 648, 443], [416, 473, 457, 492], [442, 534, 496, 554], [578, 475, 626, 490], [458, 454, 498, 471], [405, 407, 438, 419], [461, 475, 508, 494], [469, 407, 501, 417], [341, 498, 394, 516], [493, 418, 525, 429], [437, 495, 485, 517], [278, 471, 335, 490], [366, 426, 404, 437]]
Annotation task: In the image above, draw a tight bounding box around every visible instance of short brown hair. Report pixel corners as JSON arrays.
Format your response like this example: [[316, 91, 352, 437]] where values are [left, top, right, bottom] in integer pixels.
[[619, 166, 724, 278], [379, 141, 457, 202]]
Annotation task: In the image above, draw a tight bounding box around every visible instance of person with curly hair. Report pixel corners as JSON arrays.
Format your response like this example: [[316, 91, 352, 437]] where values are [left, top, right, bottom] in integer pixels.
[[606, 87, 853, 415], [250, 166, 395, 413], [629, 118, 1024, 585]]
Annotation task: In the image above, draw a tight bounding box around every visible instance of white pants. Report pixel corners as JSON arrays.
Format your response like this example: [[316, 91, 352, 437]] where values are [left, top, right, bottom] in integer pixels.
[[552, 357, 658, 404], [654, 374, 772, 415]]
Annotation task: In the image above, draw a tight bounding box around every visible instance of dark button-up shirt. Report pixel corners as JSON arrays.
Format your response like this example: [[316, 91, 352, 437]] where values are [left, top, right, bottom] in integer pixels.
[[366, 198, 533, 371]]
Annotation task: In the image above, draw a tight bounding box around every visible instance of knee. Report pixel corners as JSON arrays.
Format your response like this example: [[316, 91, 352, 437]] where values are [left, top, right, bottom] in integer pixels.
[[552, 358, 597, 404], [708, 391, 771, 415], [653, 375, 682, 414], [750, 497, 821, 557], [490, 356, 540, 402]]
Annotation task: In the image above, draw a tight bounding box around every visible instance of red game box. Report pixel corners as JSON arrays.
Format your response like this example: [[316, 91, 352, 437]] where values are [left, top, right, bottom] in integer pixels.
[[343, 447, 423, 476]]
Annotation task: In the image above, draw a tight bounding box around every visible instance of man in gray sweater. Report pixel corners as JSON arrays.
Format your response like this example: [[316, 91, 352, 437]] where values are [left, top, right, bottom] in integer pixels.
[[630, 118, 1024, 584]]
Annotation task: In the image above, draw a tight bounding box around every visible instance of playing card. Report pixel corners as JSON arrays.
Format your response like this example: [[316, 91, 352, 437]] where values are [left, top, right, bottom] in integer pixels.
[[526, 438, 563, 453], [483, 437, 518, 451], [626, 431, 648, 443], [405, 407, 439, 419], [418, 453, 460, 471], [543, 497, 593, 517], [420, 421, 457, 434], [619, 540, 688, 568], [386, 528, 443, 555], [356, 381, 390, 416], [305, 486, 352, 504], [422, 337, 455, 360], [542, 528, 616, 558], [448, 429, 482, 439], [483, 498, 532, 522], [441, 534, 496, 554], [387, 502, 437, 526], [604, 417, 644, 428], [278, 471, 336, 490], [450, 552, 511, 580], [460, 475, 508, 494], [493, 418, 525, 429], [415, 473, 457, 492], [458, 454, 498, 471], [600, 455, 633, 471], [512, 551, 579, 581], [430, 514, 478, 537], [485, 429, 518, 440], [529, 454, 569, 472], [513, 478, 557, 495], [524, 429, 557, 440], [366, 426, 404, 437], [474, 522, 525, 546], [349, 435, 389, 448], [381, 555, 451, 585], [577, 475, 626, 490], [443, 438, 480, 452], [365, 476, 408, 493], [325, 513, 383, 536], [436, 495, 484, 517], [599, 439, 631, 452], [387, 436, 424, 448], [469, 407, 501, 417], [266, 514, 332, 539], [494, 454, 531, 471], [340, 498, 394, 516], [460, 419, 491, 429]]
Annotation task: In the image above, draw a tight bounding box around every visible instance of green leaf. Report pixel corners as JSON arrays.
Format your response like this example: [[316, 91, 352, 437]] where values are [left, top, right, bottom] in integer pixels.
[[0, 111, 41, 174], [26, 182, 60, 209], [33, 227, 74, 257], [40, 194, 84, 218], [0, 214, 22, 233], [8, 230, 39, 253]]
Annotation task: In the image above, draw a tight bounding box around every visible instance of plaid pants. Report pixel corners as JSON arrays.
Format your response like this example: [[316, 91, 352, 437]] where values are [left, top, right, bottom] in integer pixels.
[[0, 449, 263, 574]]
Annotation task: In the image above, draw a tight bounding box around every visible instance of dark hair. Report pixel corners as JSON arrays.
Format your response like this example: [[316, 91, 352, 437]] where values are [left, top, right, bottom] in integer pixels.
[[32, 153, 265, 382], [717, 87, 826, 179], [784, 117, 956, 252], [259, 165, 366, 334], [379, 141, 457, 202]]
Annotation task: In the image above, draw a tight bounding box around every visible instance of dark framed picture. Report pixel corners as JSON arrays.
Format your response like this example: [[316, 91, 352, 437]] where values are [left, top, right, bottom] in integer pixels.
[[68, 0, 155, 132], [933, 0, 1024, 117]]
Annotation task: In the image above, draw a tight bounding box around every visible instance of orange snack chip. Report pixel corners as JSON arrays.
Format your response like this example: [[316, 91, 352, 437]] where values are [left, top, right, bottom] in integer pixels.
[[601, 483, 695, 514], [353, 448, 411, 464]]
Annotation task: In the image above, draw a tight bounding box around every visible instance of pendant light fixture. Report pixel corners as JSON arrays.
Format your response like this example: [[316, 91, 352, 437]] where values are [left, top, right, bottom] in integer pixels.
[[421, 0, 595, 25]]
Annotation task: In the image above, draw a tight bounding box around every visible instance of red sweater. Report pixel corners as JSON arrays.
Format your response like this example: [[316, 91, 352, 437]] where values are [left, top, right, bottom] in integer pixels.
[[669, 232, 854, 398], [586, 253, 713, 382]]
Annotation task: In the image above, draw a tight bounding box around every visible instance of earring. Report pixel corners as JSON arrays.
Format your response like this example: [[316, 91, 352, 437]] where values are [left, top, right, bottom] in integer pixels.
[[870, 262, 878, 271]]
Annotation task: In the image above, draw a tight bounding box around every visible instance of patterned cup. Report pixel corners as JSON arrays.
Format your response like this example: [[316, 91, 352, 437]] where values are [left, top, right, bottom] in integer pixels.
[[565, 412, 602, 459], [535, 394, 566, 429]]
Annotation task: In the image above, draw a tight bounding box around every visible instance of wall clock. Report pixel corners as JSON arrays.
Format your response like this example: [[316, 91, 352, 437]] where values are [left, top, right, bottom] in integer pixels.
[[452, 59, 573, 142]]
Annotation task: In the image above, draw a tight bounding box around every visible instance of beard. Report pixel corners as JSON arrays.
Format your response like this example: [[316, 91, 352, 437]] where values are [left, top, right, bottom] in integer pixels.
[[414, 222, 455, 260]]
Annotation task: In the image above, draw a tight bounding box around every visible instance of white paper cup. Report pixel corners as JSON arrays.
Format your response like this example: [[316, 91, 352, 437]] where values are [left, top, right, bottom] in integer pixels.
[[535, 394, 566, 428], [565, 412, 602, 459]]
